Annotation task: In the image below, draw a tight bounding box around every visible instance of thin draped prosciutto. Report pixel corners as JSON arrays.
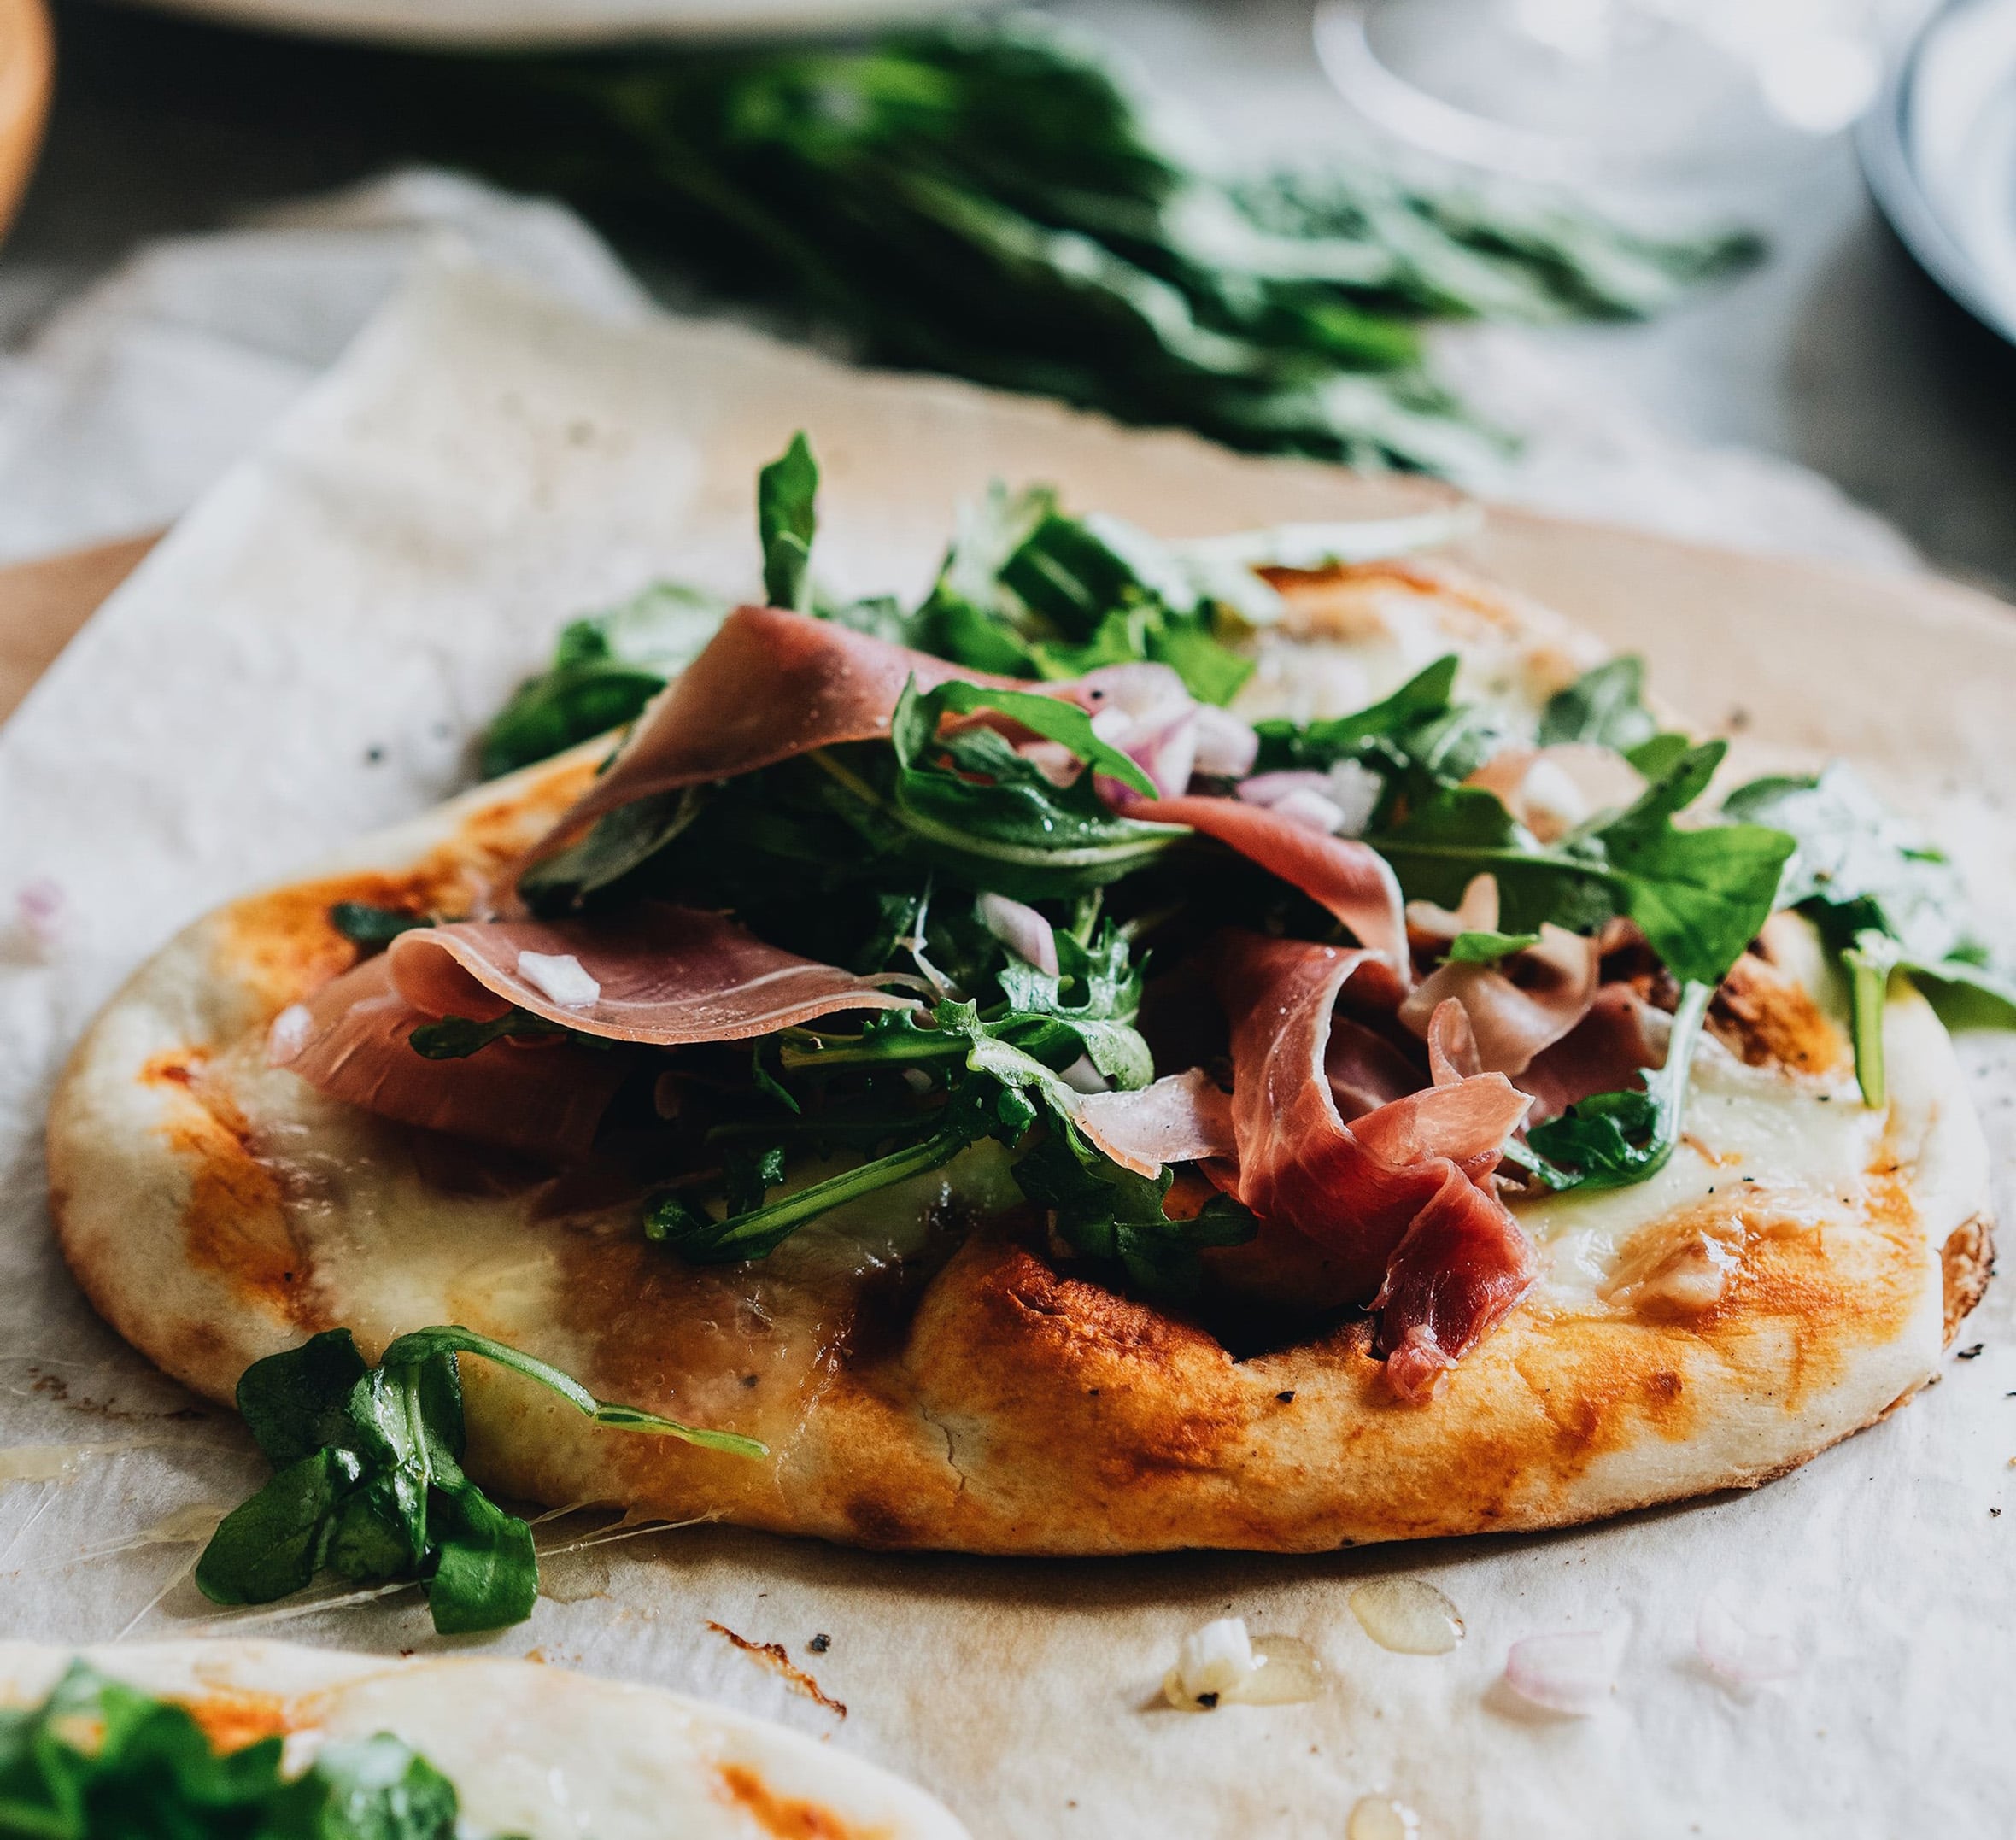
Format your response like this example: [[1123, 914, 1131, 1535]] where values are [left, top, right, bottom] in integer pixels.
[[1397, 923, 1600, 1075], [1214, 931, 1537, 1402], [1116, 795, 1409, 964], [528, 606, 1019, 853], [387, 904, 919, 1045], [272, 954, 628, 1161], [517, 608, 1408, 959], [1074, 1068, 1237, 1177]]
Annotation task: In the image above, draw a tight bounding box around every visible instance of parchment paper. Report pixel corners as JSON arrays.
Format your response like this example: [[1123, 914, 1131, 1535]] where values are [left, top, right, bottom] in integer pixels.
[[4, 258, 2014, 1840]]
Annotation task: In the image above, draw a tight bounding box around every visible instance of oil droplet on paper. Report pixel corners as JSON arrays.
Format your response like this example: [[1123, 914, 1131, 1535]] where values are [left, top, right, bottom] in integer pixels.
[[1349, 1579, 1465, 1655], [1348, 1795, 1421, 1840], [138, 1502, 229, 1544], [1161, 1620, 1325, 1709], [1233, 1635, 1324, 1704], [0, 1444, 127, 1485]]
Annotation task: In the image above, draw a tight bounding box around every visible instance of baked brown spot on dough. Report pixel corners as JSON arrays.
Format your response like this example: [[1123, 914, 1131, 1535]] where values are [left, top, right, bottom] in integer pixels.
[[172, 1689, 294, 1753], [713, 1762, 868, 1840], [149, 1048, 304, 1316], [1711, 949, 1845, 1075]]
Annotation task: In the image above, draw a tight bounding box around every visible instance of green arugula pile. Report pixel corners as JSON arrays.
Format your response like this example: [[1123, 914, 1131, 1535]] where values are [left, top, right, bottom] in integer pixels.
[[0, 1662, 469, 1840], [196, 1327, 764, 1635]]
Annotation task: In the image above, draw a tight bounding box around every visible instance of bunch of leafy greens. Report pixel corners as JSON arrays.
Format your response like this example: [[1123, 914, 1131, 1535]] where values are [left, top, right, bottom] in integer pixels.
[[649, 957, 1252, 1294], [1723, 766, 2016, 1105], [0, 1661, 471, 1840], [196, 1327, 764, 1634], [413, 13, 1755, 476], [1254, 650, 1790, 990], [484, 428, 1468, 780]]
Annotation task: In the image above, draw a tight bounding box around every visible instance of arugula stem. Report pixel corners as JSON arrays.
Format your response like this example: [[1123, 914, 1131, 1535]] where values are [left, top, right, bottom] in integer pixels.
[[1843, 934, 1896, 1110], [687, 1130, 968, 1259], [806, 747, 1185, 871]]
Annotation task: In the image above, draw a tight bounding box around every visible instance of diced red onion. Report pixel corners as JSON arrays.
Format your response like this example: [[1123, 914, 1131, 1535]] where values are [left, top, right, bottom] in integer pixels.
[[1236, 769, 1329, 809], [1070, 661, 1191, 722], [1695, 1593, 1799, 1689], [977, 892, 1058, 976], [1271, 788, 1348, 835], [16, 877, 63, 948], [1193, 705, 1258, 779], [1503, 1628, 1620, 1714], [1126, 706, 1199, 800]]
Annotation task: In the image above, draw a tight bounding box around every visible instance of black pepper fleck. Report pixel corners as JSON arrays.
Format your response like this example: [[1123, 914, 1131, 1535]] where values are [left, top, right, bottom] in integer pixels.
[[808, 1633, 831, 1653], [364, 745, 385, 765], [1958, 1344, 1985, 1360], [1276, 1390, 1296, 1404], [1196, 1692, 1219, 1709]]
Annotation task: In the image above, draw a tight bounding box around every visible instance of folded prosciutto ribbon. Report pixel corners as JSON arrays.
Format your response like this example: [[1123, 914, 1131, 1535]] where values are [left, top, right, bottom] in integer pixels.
[[1215, 932, 1538, 1403]]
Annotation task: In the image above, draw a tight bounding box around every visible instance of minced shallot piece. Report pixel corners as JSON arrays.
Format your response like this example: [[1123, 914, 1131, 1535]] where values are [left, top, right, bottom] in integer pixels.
[[1695, 1593, 1800, 1690], [1164, 1617, 1262, 1709], [1192, 704, 1259, 779], [1503, 1628, 1621, 1714], [977, 892, 1058, 977], [1235, 762, 1382, 837], [516, 951, 601, 1009], [16, 878, 63, 949], [1271, 788, 1349, 835]]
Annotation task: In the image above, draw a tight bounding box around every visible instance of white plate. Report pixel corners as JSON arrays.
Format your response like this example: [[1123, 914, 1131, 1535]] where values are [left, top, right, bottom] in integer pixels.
[[108, 0, 982, 49]]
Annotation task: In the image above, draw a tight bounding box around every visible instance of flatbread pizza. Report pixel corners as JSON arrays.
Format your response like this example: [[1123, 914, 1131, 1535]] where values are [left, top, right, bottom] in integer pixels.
[[48, 438, 1999, 1609], [0, 1638, 966, 1839]]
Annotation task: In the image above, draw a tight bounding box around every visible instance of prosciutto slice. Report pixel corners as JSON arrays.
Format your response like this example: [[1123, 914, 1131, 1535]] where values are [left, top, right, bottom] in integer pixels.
[[1074, 1068, 1237, 1177], [1398, 923, 1601, 1076], [388, 903, 917, 1045], [531, 606, 1020, 851], [272, 954, 628, 1161], [1516, 983, 1663, 1124], [1121, 795, 1409, 964], [1215, 930, 1536, 1399]]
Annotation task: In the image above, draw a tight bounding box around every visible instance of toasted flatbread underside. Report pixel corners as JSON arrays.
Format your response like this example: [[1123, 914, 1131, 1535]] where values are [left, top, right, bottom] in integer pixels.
[[0, 1638, 966, 1840], [48, 564, 1994, 1553]]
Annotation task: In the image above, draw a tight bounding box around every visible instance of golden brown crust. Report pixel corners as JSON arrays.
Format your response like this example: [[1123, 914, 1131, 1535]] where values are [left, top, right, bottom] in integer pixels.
[[46, 591, 1996, 1556]]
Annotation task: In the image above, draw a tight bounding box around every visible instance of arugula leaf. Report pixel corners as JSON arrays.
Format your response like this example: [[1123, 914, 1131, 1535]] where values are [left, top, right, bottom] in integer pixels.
[[407, 1009, 570, 1059], [1251, 654, 1459, 772], [1538, 656, 1667, 761], [758, 431, 819, 613], [1374, 741, 1792, 987], [1510, 980, 1714, 1191], [198, 1326, 762, 1633], [480, 582, 730, 779], [1012, 1125, 1254, 1296], [0, 1663, 464, 1840], [1445, 929, 1539, 964], [329, 902, 432, 947], [917, 503, 1257, 704], [653, 995, 1204, 1281]]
